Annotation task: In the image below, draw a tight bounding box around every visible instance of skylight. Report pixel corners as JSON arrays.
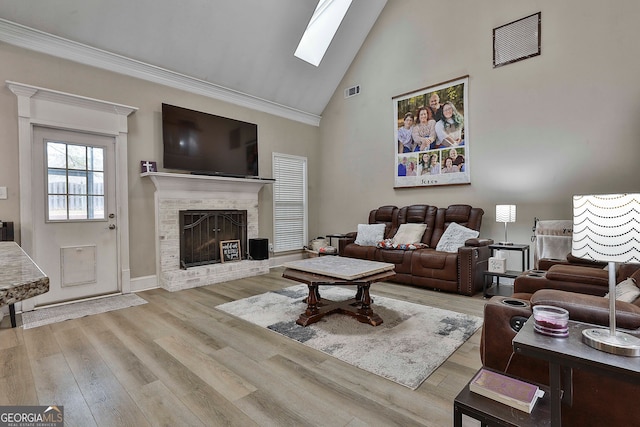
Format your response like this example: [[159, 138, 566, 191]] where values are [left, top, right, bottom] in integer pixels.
[[294, 0, 353, 67]]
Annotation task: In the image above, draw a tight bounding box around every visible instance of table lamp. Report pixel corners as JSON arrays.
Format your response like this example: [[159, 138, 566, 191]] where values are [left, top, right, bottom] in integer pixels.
[[572, 193, 640, 356], [496, 205, 516, 245]]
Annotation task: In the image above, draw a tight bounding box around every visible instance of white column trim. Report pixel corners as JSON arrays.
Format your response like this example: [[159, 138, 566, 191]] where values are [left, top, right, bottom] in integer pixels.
[[6, 80, 137, 308]]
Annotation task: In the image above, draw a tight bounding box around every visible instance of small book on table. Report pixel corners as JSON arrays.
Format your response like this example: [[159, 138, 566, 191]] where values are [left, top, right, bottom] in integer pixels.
[[469, 368, 545, 413]]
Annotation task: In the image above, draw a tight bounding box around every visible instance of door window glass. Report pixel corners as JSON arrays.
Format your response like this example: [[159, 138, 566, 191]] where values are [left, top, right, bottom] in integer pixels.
[[46, 142, 105, 221]]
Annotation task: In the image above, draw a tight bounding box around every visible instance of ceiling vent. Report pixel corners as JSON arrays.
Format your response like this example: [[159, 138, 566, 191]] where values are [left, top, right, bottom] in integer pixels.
[[344, 85, 361, 98]]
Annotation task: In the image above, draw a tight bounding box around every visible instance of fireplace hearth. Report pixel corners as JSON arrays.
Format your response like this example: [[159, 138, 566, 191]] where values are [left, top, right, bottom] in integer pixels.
[[180, 210, 247, 268]]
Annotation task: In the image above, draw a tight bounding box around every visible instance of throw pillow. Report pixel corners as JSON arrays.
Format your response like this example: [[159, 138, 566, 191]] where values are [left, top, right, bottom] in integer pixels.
[[435, 222, 479, 253], [354, 223, 386, 246], [376, 239, 427, 250], [392, 223, 427, 245], [605, 277, 640, 303]]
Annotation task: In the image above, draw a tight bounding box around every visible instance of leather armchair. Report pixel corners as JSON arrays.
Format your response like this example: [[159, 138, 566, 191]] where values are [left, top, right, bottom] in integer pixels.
[[514, 262, 640, 296], [480, 270, 640, 426]]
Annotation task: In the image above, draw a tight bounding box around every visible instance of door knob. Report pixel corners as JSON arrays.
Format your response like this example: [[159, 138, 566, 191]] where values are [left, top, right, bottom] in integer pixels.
[[108, 224, 116, 230]]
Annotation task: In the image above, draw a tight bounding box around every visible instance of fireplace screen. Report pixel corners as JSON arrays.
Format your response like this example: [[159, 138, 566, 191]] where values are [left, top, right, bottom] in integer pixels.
[[180, 210, 247, 268]]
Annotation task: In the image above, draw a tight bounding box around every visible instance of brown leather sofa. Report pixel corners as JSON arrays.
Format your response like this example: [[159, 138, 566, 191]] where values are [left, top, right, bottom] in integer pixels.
[[481, 267, 640, 425], [338, 204, 493, 295]]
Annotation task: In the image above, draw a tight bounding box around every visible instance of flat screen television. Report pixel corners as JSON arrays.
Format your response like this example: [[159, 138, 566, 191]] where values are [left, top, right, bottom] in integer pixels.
[[162, 103, 258, 177]]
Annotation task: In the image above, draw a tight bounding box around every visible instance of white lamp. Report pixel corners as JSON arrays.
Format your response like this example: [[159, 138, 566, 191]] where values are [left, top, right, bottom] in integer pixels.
[[496, 205, 516, 245], [572, 193, 640, 356]]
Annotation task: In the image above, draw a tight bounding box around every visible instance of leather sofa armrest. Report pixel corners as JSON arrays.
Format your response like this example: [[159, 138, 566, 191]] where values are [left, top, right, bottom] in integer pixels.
[[538, 254, 607, 271], [545, 264, 609, 287], [537, 258, 570, 271], [531, 289, 640, 330], [481, 297, 533, 371], [464, 238, 494, 247], [338, 234, 356, 256], [457, 243, 491, 295]]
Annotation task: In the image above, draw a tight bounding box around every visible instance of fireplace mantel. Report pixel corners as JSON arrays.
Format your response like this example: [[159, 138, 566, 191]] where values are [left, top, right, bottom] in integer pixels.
[[141, 171, 274, 194], [142, 171, 271, 292]]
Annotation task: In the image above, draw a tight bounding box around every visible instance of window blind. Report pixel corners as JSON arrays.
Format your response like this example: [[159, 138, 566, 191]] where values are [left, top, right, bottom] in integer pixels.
[[272, 153, 308, 252]]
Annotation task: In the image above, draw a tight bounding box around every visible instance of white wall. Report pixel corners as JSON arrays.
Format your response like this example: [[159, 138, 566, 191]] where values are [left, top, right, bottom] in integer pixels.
[[2, 1, 639, 278], [318, 0, 640, 265], [0, 42, 321, 278]]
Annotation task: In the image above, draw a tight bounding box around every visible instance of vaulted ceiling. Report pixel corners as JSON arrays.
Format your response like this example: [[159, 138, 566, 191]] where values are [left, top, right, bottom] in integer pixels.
[[0, 0, 387, 125]]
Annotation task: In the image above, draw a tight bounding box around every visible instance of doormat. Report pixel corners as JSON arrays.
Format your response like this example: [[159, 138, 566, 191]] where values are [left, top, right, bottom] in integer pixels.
[[22, 294, 148, 329], [217, 284, 482, 390]]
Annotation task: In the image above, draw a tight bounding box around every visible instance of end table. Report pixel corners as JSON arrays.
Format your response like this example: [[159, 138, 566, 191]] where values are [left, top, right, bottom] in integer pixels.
[[483, 243, 530, 298]]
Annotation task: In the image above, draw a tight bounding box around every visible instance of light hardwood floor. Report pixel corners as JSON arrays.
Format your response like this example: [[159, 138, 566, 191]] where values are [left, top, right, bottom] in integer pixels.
[[0, 267, 488, 426]]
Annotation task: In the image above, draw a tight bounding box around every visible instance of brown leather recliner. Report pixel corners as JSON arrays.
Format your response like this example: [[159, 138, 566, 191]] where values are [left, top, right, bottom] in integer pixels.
[[481, 267, 640, 426], [514, 260, 640, 296], [338, 204, 493, 295]]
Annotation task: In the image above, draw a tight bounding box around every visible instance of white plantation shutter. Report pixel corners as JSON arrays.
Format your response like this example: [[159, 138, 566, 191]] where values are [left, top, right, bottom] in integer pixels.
[[272, 153, 308, 252]]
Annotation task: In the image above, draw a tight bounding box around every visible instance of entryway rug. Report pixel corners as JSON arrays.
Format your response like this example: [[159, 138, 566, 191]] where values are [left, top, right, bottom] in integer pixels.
[[217, 284, 482, 390], [21, 294, 148, 330]]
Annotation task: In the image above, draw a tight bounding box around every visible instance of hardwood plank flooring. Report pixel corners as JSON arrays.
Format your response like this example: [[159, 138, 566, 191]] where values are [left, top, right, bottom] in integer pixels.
[[0, 267, 488, 426]]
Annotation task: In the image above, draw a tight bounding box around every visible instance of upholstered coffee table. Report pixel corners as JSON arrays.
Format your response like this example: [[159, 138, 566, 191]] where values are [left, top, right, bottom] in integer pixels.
[[282, 256, 395, 326]]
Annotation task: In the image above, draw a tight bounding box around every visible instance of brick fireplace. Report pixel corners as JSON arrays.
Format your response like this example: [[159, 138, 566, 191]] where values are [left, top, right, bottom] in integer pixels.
[[142, 172, 273, 291], [180, 209, 248, 268]]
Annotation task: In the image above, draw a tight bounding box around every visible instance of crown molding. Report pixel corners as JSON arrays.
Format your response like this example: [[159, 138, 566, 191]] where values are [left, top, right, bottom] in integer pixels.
[[0, 19, 321, 126]]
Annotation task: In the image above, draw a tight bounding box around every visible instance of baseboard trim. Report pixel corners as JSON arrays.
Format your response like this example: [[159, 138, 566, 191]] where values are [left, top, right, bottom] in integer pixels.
[[130, 275, 158, 292]]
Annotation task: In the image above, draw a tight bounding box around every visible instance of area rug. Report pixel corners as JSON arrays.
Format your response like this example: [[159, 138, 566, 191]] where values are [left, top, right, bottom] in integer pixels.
[[22, 294, 148, 329], [217, 284, 482, 390]]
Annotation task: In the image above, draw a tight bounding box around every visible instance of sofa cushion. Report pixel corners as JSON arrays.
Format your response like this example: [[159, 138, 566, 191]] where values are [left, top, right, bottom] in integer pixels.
[[392, 223, 427, 245], [605, 278, 640, 303], [435, 222, 479, 253], [354, 223, 386, 246]]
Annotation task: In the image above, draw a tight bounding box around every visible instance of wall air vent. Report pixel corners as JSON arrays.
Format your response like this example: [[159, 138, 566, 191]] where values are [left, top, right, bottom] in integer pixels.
[[344, 85, 361, 98]]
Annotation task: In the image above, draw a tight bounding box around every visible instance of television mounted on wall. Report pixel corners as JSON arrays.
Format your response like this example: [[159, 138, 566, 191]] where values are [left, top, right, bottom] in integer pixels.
[[162, 103, 258, 178]]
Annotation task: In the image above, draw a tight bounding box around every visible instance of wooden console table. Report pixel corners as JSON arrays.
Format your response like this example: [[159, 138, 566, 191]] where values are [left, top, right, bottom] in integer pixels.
[[0, 242, 49, 327]]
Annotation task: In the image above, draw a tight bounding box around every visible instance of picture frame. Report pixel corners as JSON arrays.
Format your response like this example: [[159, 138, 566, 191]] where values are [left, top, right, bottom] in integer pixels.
[[393, 76, 470, 188], [220, 240, 241, 263]]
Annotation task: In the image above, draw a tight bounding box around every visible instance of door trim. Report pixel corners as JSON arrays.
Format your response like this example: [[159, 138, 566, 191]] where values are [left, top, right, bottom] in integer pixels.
[[7, 81, 138, 311]]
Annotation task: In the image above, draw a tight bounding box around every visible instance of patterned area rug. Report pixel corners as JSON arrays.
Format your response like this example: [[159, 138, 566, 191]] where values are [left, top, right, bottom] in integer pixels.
[[22, 294, 148, 329], [217, 284, 482, 389]]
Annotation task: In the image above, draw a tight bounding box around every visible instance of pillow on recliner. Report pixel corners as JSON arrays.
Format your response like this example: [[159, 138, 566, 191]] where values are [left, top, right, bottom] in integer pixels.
[[605, 277, 640, 303], [392, 223, 427, 245], [435, 222, 479, 253], [354, 224, 386, 246]]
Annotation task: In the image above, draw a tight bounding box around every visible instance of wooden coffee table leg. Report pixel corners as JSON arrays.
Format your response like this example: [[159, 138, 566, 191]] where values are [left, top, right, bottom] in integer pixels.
[[297, 284, 324, 326], [354, 284, 383, 326]]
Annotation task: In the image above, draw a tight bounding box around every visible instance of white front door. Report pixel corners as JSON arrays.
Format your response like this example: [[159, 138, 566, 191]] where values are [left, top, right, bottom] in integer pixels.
[[31, 127, 119, 306]]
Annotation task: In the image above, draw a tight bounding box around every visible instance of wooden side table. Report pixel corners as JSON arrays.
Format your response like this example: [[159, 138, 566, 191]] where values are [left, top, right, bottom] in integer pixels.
[[325, 233, 347, 248]]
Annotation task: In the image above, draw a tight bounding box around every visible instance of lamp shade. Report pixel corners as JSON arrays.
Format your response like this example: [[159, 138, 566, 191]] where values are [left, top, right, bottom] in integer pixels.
[[572, 194, 640, 263], [496, 205, 516, 223]]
